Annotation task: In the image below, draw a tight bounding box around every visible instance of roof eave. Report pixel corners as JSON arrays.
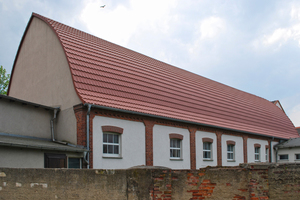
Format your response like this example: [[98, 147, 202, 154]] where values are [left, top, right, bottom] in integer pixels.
[[84, 103, 290, 140]]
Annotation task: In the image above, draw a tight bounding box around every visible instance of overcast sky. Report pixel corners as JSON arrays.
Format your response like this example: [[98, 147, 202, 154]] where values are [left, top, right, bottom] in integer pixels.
[[1, 0, 299, 127]]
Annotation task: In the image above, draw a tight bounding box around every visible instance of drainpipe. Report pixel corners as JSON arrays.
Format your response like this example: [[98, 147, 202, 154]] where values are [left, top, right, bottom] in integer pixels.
[[270, 137, 274, 163], [275, 146, 278, 163], [50, 108, 59, 142], [85, 104, 92, 169]]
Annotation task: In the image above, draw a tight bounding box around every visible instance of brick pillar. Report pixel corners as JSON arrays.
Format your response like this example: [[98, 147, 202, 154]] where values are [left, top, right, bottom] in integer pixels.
[[268, 140, 271, 163], [216, 132, 222, 166], [143, 119, 155, 166], [188, 127, 197, 170], [243, 135, 248, 163], [73, 104, 87, 168]]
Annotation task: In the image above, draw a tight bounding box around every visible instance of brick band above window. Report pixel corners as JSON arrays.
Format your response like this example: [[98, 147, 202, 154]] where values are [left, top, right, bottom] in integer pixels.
[[169, 133, 183, 140], [265, 145, 269, 149], [202, 138, 213, 143], [254, 143, 261, 148], [102, 126, 123, 134], [226, 140, 236, 145]]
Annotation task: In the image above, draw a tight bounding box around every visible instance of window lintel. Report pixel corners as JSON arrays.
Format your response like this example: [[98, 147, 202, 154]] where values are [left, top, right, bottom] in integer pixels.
[[102, 125, 123, 134]]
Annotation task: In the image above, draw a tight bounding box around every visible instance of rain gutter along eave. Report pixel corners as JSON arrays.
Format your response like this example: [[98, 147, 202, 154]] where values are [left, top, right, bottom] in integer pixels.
[[84, 104, 289, 140]]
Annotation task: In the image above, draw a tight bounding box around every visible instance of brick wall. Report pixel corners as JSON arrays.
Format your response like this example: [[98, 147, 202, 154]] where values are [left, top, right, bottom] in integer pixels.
[[73, 105, 279, 169], [1, 163, 300, 200]]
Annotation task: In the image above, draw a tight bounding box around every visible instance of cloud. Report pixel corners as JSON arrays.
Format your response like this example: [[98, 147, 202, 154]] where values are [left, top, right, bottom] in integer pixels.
[[198, 16, 226, 39], [261, 4, 300, 48], [80, 0, 178, 46], [289, 104, 300, 127]]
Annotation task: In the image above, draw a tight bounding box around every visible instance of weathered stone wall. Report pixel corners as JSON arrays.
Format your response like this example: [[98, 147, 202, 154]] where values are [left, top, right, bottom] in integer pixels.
[[0, 163, 300, 200]]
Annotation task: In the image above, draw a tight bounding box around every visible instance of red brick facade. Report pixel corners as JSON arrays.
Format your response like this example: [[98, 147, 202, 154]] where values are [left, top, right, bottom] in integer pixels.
[[73, 104, 279, 169]]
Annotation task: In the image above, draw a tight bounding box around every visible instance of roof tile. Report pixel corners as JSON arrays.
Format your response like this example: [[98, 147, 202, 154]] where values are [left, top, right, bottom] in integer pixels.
[[32, 13, 298, 139]]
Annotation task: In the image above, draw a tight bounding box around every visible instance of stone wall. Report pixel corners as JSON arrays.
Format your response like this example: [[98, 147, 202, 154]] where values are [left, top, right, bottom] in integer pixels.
[[0, 163, 300, 200]]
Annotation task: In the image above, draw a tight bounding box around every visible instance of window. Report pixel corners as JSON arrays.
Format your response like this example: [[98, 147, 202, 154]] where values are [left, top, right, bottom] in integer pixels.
[[102, 126, 123, 158], [255, 147, 260, 161], [254, 144, 261, 162], [103, 133, 120, 156], [265, 148, 269, 162], [169, 133, 183, 159], [227, 141, 235, 161], [227, 145, 234, 160], [44, 153, 67, 168], [68, 158, 82, 169], [203, 138, 213, 160], [279, 154, 288, 160], [296, 154, 300, 160], [170, 139, 181, 158], [203, 142, 212, 159]]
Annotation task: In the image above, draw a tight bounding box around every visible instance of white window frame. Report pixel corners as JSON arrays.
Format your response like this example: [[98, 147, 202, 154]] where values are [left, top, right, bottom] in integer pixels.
[[279, 154, 288, 161], [203, 142, 212, 160], [265, 148, 269, 162], [295, 154, 300, 161], [103, 132, 121, 158], [255, 147, 260, 162], [227, 144, 235, 161], [170, 138, 182, 159]]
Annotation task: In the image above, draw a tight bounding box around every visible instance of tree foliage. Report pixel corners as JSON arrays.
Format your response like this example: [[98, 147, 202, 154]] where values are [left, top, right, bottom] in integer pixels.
[[0, 65, 10, 95]]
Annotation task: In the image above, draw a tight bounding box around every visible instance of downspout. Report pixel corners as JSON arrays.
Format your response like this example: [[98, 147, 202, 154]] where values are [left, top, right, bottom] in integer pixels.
[[275, 146, 278, 163], [85, 104, 92, 169], [50, 108, 59, 142], [270, 137, 274, 163]]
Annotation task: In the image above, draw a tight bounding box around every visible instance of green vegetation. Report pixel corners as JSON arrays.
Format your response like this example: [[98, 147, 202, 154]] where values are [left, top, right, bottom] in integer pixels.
[[0, 65, 10, 95]]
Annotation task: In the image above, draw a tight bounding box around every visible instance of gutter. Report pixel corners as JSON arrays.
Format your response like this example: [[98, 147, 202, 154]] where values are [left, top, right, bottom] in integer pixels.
[[83, 104, 289, 141]]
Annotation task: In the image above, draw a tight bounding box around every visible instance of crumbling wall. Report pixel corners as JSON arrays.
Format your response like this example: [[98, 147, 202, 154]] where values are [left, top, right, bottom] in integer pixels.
[[1, 163, 300, 200]]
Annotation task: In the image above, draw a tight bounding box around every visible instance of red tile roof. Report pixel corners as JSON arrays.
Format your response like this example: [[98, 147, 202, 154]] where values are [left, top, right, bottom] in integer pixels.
[[28, 13, 299, 139]]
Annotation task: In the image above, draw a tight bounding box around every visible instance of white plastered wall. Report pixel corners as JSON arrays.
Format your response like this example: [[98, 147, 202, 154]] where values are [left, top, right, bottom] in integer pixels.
[[93, 116, 145, 169], [277, 147, 300, 163], [196, 131, 217, 168], [221, 135, 243, 166], [247, 138, 269, 163], [153, 125, 190, 169]]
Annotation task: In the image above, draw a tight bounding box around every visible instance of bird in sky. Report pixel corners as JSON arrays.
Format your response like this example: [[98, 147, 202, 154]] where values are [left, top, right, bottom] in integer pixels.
[[100, 5, 106, 8]]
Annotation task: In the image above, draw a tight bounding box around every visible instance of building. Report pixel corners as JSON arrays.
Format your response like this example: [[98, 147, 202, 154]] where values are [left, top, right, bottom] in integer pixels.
[[5, 13, 299, 169], [0, 94, 86, 168], [274, 137, 300, 163]]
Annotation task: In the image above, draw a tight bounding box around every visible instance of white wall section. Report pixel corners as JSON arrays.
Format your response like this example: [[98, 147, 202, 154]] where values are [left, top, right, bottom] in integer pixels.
[[153, 125, 190, 169], [93, 116, 145, 169]]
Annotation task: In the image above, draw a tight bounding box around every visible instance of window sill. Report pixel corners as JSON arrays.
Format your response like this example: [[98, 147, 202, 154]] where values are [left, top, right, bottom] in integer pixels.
[[102, 155, 123, 159], [227, 160, 236, 162], [170, 158, 183, 161], [203, 159, 213, 161]]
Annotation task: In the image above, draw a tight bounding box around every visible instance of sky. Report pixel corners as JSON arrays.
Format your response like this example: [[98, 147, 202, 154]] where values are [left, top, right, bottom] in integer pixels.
[[0, 0, 299, 127]]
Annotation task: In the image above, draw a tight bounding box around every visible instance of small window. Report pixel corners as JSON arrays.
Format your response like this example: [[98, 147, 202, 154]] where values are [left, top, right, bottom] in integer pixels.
[[170, 139, 181, 159], [279, 154, 288, 160], [203, 142, 212, 159], [255, 147, 260, 162], [265, 148, 269, 162], [295, 154, 300, 160], [103, 132, 120, 156], [227, 145, 234, 160], [44, 153, 67, 168], [68, 158, 82, 169]]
